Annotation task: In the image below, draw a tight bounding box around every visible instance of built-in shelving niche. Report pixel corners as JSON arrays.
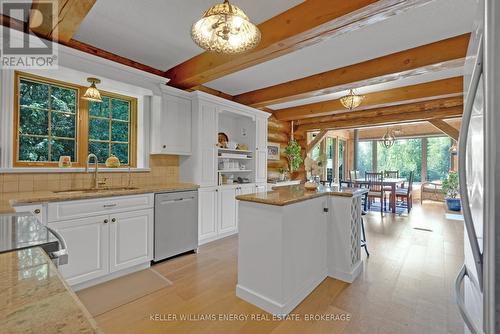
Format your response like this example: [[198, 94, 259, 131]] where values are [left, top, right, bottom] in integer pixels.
[[217, 110, 256, 186]]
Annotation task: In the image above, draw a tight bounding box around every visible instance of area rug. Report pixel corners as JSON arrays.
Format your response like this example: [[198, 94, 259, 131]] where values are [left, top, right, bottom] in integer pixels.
[[77, 268, 172, 316]]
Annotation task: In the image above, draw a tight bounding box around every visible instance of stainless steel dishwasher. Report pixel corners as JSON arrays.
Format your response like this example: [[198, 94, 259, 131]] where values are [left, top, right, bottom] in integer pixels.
[[154, 191, 198, 262]]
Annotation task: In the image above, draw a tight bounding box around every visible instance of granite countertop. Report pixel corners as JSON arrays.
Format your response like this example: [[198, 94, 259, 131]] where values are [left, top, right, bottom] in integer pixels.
[[0, 247, 100, 333], [0, 183, 199, 214], [236, 185, 368, 206]]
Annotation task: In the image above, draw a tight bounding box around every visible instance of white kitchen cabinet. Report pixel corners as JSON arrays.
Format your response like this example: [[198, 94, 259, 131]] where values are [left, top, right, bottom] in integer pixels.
[[255, 183, 268, 193], [14, 204, 46, 224], [151, 86, 192, 155], [49, 215, 110, 286], [109, 209, 153, 273], [255, 116, 268, 184], [218, 186, 238, 235], [199, 102, 218, 186], [198, 187, 219, 243]]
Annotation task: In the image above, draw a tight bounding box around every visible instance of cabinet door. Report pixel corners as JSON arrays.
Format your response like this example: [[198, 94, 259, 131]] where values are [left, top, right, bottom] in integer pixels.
[[109, 209, 153, 273], [161, 94, 192, 155], [255, 183, 268, 193], [200, 102, 218, 186], [198, 187, 218, 242], [218, 187, 237, 235], [255, 117, 268, 183], [14, 204, 46, 225], [49, 215, 109, 286]]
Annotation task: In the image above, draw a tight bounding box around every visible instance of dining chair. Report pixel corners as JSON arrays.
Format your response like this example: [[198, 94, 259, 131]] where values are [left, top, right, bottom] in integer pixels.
[[349, 170, 360, 181], [384, 170, 399, 178], [365, 172, 386, 215], [396, 171, 414, 213]]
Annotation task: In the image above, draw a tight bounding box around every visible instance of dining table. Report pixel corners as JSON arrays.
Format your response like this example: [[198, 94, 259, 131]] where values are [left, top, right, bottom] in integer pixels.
[[344, 177, 406, 213]]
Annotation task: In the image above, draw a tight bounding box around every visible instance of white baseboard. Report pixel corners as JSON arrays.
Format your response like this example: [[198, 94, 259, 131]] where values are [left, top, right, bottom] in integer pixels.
[[198, 230, 238, 246], [236, 270, 326, 316], [328, 260, 363, 283]]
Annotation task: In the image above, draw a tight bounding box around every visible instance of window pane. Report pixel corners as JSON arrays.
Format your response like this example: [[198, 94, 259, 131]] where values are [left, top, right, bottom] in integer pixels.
[[51, 86, 76, 112], [356, 141, 373, 178], [89, 97, 110, 118], [89, 118, 110, 141], [339, 139, 345, 180], [19, 80, 49, 109], [111, 121, 129, 142], [19, 136, 49, 161], [111, 143, 129, 164], [377, 139, 422, 182], [88, 141, 109, 163], [51, 112, 76, 138], [427, 137, 451, 181], [111, 99, 129, 121], [19, 108, 48, 136], [51, 139, 76, 162]]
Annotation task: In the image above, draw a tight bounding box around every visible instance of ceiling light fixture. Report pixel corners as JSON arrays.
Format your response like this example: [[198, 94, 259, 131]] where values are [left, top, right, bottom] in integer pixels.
[[380, 129, 396, 149], [191, 0, 261, 54], [82, 77, 102, 103], [340, 89, 364, 110]]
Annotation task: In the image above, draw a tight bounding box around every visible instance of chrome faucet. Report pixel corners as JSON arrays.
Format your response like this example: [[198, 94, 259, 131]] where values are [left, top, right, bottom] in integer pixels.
[[85, 154, 99, 189]]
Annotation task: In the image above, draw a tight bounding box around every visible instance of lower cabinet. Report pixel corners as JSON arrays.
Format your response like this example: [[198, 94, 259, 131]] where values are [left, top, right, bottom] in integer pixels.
[[47, 194, 154, 287], [198, 184, 265, 244], [109, 210, 153, 273], [49, 215, 110, 286]]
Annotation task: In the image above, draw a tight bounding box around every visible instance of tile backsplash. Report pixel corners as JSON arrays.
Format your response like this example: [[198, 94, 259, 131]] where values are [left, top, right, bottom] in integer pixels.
[[0, 155, 179, 194]]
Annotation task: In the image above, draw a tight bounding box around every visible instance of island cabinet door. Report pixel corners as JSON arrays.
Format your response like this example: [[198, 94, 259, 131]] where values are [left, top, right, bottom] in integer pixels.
[[218, 187, 237, 235], [198, 187, 218, 242], [49, 215, 110, 286], [109, 209, 153, 273]]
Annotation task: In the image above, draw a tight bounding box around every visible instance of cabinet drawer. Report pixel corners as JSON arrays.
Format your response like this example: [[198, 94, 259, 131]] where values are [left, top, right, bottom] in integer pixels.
[[48, 193, 154, 222]]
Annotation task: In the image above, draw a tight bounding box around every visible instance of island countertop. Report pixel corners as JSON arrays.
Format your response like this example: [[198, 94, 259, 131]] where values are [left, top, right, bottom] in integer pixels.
[[0, 247, 100, 333], [0, 183, 199, 214], [236, 184, 368, 206]]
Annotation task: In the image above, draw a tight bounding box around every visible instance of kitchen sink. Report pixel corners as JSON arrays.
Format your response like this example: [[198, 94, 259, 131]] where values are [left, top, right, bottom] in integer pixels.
[[53, 187, 139, 194]]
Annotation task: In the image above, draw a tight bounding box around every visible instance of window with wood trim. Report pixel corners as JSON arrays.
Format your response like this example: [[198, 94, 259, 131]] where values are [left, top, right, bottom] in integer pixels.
[[14, 72, 137, 167]]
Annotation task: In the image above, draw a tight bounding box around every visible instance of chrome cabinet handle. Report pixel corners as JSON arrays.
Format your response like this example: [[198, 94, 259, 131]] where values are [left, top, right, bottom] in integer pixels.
[[33, 209, 41, 214], [103, 203, 117, 208], [457, 40, 484, 290], [104, 219, 109, 224], [45, 226, 69, 265], [454, 264, 483, 334], [111, 218, 116, 223]]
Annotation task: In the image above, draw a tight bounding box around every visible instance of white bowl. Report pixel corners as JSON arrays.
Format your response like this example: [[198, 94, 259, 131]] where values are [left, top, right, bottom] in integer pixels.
[[227, 142, 238, 149]]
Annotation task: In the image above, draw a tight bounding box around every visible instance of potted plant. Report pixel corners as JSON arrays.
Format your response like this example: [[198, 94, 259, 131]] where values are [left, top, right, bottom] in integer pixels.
[[278, 167, 288, 181], [284, 139, 303, 173], [442, 171, 461, 211]]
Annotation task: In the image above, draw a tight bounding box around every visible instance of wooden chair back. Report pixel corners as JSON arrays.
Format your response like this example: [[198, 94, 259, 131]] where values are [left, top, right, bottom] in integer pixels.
[[384, 170, 399, 178], [365, 172, 384, 193], [349, 170, 360, 181]]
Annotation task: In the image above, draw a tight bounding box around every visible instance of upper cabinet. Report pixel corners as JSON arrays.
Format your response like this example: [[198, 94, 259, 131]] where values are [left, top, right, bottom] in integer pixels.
[[180, 91, 270, 187], [151, 86, 192, 155]]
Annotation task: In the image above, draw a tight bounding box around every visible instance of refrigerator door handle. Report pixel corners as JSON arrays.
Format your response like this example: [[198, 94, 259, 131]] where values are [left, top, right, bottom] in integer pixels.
[[454, 264, 483, 334], [458, 39, 484, 290]]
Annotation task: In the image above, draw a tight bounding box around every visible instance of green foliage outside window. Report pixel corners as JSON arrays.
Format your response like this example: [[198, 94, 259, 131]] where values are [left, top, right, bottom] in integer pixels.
[[377, 139, 422, 182], [427, 137, 452, 181], [88, 96, 131, 164], [356, 141, 373, 178], [18, 79, 77, 162]]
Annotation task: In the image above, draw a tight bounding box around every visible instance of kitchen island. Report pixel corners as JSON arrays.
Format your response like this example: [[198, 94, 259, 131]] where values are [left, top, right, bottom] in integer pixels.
[[236, 185, 368, 316]]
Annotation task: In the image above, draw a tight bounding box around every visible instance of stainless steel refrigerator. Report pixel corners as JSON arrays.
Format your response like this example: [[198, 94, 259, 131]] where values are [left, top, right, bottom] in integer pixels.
[[455, 0, 498, 333]]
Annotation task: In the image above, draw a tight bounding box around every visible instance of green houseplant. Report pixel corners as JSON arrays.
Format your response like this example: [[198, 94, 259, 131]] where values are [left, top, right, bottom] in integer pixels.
[[284, 139, 303, 173], [442, 171, 461, 211]]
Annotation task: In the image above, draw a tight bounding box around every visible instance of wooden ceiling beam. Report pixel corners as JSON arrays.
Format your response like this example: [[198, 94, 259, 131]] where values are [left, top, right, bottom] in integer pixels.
[[428, 119, 460, 140], [295, 96, 463, 126], [234, 33, 470, 108], [165, 0, 434, 89], [274, 77, 463, 121], [306, 130, 328, 154], [296, 98, 464, 132], [30, 0, 96, 43]]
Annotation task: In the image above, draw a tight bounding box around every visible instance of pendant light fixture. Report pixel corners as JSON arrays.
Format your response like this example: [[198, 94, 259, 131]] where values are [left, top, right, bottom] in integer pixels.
[[82, 77, 102, 103], [340, 89, 364, 110], [191, 0, 261, 54], [381, 129, 396, 149]]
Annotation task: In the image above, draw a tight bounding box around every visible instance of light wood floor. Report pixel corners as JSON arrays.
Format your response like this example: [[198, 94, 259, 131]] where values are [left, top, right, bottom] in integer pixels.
[[90, 201, 464, 334]]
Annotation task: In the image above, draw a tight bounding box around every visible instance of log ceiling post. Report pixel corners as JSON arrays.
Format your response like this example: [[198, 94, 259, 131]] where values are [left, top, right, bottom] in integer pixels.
[[428, 119, 460, 141], [306, 130, 328, 155]]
